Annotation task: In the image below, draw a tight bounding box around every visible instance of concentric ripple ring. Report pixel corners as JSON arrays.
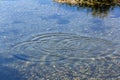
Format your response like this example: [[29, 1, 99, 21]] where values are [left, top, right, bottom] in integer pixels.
[[11, 33, 116, 62]]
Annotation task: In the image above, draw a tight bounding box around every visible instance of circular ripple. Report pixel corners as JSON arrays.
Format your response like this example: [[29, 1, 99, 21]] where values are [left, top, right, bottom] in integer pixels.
[[12, 33, 116, 62]]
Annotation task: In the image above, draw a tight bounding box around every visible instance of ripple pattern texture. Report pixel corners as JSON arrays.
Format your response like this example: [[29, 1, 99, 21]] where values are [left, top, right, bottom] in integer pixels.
[[12, 33, 115, 62]]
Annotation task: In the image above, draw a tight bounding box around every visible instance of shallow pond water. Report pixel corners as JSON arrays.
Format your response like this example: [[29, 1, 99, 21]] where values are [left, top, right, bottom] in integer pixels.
[[0, 0, 120, 80]]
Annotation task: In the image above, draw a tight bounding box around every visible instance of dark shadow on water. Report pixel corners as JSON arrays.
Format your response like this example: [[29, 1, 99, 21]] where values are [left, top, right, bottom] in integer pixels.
[[0, 65, 26, 80], [0, 55, 26, 80], [41, 14, 70, 25]]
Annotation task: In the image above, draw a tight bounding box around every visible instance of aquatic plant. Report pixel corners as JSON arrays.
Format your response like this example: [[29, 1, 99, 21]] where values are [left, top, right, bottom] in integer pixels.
[[54, 0, 120, 5], [54, 0, 120, 18]]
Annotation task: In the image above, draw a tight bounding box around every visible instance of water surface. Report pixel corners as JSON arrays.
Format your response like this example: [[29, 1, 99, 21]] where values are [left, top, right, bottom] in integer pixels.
[[0, 0, 120, 80]]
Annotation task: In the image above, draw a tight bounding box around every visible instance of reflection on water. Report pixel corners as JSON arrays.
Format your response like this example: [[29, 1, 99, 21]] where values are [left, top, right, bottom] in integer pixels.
[[54, 0, 120, 18]]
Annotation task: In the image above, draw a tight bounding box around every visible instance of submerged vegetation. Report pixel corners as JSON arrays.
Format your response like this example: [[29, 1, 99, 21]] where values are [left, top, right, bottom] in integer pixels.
[[54, 0, 120, 5], [54, 0, 120, 17]]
